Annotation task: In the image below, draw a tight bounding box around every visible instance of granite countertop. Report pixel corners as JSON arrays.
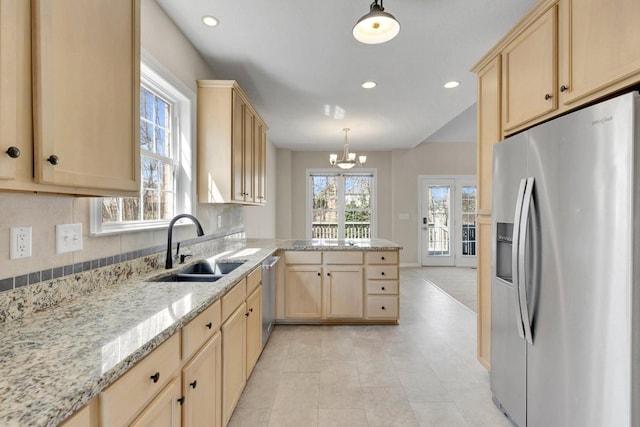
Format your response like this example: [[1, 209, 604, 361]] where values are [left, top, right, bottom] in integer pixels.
[[279, 238, 402, 251], [0, 238, 401, 426]]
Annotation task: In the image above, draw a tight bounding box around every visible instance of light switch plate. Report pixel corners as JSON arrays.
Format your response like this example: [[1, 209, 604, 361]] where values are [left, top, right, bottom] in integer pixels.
[[56, 223, 83, 254]]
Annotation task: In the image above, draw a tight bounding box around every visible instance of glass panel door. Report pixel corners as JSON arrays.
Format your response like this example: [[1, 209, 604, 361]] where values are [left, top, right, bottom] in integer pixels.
[[422, 180, 455, 266], [421, 177, 477, 266]]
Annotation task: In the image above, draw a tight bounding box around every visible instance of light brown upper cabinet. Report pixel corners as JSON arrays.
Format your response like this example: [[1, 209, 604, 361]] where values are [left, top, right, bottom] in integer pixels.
[[0, 0, 140, 196], [558, 0, 640, 106], [197, 80, 268, 205], [502, 5, 558, 133]]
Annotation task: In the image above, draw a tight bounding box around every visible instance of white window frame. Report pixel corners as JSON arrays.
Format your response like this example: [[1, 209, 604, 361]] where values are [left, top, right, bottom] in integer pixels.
[[90, 52, 196, 235], [305, 169, 378, 240]]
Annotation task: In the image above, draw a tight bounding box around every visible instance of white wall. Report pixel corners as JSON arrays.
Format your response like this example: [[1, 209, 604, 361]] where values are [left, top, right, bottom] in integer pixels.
[[391, 141, 476, 264]]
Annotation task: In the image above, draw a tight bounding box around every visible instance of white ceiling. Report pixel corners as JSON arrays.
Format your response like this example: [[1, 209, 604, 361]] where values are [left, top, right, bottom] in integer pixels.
[[156, 0, 536, 152]]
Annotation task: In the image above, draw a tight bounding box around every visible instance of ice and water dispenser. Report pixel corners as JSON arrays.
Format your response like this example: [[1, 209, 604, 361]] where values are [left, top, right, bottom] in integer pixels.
[[496, 222, 514, 283]]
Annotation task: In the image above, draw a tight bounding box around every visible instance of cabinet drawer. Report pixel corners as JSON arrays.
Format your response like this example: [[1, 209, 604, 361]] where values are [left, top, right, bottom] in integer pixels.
[[324, 251, 363, 265], [182, 299, 221, 360], [367, 296, 399, 319], [367, 265, 398, 280], [246, 266, 262, 294], [222, 278, 247, 321], [100, 332, 181, 427], [284, 251, 322, 264], [365, 251, 398, 265], [367, 280, 398, 295]]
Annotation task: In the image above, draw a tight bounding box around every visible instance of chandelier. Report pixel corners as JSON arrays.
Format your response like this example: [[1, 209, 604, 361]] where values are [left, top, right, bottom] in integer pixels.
[[329, 128, 367, 169]]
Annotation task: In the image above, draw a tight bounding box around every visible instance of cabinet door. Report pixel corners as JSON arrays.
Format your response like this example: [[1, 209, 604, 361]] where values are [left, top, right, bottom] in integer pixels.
[[182, 332, 221, 427], [32, 0, 140, 193], [559, 0, 640, 106], [245, 285, 263, 377], [254, 120, 266, 204], [476, 215, 492, 370], [0, 0, 20, 181], [476, 56, 501, 216], [325, 266, 363, 318], [231, 90, 245, 202], [130, 376, 182, 427], [502, 6, 557, 132], [222, 303, 246, 426], [285, 266, 323, 318], [243, 107, 254, 203]]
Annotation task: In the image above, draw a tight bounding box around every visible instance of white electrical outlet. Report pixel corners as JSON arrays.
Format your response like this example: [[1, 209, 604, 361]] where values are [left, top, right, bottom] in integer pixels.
[[10, 226, 32, 259], [217, 215, 222, 228], [56, 223, 83, 254]]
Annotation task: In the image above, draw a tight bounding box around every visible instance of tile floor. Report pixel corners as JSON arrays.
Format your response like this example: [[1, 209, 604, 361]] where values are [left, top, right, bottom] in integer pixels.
[[228, 267, 510, 427]]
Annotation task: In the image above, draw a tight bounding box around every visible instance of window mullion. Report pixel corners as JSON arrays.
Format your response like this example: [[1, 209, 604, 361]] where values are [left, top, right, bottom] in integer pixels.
[[337, 175, 345, 239]]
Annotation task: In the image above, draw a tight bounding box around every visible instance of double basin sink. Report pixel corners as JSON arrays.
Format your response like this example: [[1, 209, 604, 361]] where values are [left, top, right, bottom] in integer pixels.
[[153, 260, 245, 283]]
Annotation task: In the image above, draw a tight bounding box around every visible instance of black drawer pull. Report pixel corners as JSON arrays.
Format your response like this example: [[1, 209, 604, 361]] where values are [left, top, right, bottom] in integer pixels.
[[381, 256, 385, 260], [381, 286, 385, 291], [381, 306, 386, 310], [205, 322, 212, 329], [381, 271, 385, 276], [150, 372, 160, 383], [190, 380, 197, 389], [177, 397, 185, 405]]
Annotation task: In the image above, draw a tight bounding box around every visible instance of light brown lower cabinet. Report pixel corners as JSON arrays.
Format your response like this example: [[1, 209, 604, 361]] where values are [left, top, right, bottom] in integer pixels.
[[325, 266, 363, 318], [245, 285, 263, 378], [222, 302, 246, 426], [182, 332, 222, 427], [130, 376, 182, 427]]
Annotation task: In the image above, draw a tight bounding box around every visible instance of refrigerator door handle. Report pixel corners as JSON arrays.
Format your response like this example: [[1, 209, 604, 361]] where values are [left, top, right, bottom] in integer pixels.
[[518, 177, 535, 345], [511, 178, 527, 340]]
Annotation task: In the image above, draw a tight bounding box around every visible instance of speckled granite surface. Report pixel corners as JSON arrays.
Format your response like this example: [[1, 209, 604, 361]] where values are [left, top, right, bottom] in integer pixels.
[[279, 238, 402, 251], [0, 238, 401, 426]]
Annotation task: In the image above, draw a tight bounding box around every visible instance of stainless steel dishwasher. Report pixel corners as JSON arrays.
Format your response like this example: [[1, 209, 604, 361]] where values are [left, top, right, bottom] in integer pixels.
[[261, 255, 279, 348]]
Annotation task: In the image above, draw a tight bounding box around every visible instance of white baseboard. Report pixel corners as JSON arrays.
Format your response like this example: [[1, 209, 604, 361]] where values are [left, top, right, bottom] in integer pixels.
[[400, 262, 420, 267]]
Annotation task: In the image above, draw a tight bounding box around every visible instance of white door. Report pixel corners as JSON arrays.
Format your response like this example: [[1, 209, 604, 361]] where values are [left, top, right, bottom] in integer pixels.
[[420, 176, 476, 267]]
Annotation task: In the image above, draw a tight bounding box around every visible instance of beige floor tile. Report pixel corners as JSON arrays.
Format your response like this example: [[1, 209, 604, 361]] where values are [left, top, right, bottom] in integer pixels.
[[410, 401, 469, 427], [272, 372, 320, 410], [363, 386, 418, 427], [320, 360, 360, 385], [321, 337, 355, 361], [319, 383, 364, 409], [227, 408, 270, 427], [318, 409, 368, 427], [267, 407, 318, 427]]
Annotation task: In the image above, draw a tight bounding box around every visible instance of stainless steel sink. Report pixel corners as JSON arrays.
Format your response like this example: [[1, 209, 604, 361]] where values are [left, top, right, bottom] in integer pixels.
[[152, 260, 244, 283]]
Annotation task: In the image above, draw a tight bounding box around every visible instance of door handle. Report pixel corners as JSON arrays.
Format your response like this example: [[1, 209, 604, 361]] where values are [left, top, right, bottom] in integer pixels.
[[518, 177, 535, 345], [511, 178, 527, 340]]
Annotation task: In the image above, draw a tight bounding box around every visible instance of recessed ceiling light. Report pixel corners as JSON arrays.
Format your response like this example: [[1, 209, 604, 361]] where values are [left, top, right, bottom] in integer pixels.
[[362, 81, 377, 89], [444, 81, 460, 89], [202, 16, 219, 27]]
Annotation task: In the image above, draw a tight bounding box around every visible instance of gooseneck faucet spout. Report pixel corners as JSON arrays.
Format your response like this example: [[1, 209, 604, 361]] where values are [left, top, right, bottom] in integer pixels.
[[165, 214, 205, 269]]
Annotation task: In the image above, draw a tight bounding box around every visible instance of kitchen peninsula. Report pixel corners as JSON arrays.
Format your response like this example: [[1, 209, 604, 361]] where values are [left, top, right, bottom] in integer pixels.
[[0, 237, 400, 427]]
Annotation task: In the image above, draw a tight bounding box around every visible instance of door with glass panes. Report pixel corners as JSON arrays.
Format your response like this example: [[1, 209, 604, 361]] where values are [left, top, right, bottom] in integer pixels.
[[420, 176, 476, 267]]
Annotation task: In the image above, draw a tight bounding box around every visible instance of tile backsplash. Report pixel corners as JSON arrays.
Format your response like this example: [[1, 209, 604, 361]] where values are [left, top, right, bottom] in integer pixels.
[[0, 192, 245, 319]]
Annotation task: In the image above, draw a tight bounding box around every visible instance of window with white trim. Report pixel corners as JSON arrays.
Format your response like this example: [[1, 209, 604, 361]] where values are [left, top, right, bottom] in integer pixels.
[[90, 60, 194, 235], [307, 170, 376, 239]]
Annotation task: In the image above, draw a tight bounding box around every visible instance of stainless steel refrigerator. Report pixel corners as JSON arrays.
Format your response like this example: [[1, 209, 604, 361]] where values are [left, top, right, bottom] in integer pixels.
[[491, 91, 640, 426]]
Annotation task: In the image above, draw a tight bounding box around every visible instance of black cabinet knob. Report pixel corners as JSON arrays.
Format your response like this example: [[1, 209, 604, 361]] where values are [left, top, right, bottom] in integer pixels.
[[317, 272, 321, 276], [381, 286, 385, 291], [381, 271, 385, 276], [150, 372, 160, 383], [177, 397, 185, 405], [249, 308, 253, 313], [6, 147, 20, 158], [190, 380, 197, 389], [381, 256, 385, 260], [544, 93, 552, 101], [327, 272, 331, 276], [381, 306, 386, 310], [560, 85, 569, 92], [47, 155, 60, 165], [245, 311, 250, 317], [205, 322, 213, 329]]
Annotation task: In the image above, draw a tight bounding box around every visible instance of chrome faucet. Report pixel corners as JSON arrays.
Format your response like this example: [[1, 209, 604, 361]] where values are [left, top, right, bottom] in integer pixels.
[[165, 214, 205, 269]]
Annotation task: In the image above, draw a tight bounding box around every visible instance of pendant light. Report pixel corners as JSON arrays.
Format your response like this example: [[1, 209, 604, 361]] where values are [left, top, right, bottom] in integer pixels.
[[329, 128, 367, 169], [353, 0, 400, 45]]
